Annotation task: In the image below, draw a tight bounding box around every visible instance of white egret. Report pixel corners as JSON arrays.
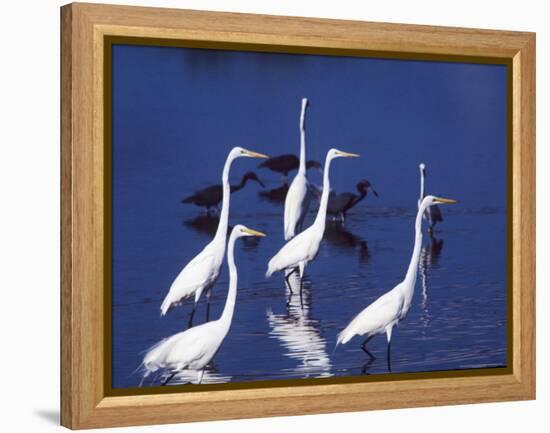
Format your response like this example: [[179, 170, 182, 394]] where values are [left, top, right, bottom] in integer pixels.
[[336, 195, 456, 372], [418, 163, 443, 233], [284, 98, 313, 240], [143, 225, 266, 385], [266, 148, 360, 287], [160, 147, 268, 320]]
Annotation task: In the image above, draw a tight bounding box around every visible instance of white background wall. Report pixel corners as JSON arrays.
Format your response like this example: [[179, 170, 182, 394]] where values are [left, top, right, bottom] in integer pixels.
[[0, 0, 546, 431]]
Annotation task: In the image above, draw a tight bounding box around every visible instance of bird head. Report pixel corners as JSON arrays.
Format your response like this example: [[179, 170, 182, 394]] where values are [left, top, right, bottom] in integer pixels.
[[422, 195, 457, 208], [230, 147, 269, 160], [328, 148, 360, 161], [233, 224, 267, 239], [242, 171, 265, 188], [419, 162, 426, 177], [357, 180, 379, 197]]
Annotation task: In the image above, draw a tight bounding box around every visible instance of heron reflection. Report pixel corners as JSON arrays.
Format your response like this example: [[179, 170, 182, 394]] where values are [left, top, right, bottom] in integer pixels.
[[324, 222, 370, 263], [183, 214, 225, 238], [266, 273, 332, 379]]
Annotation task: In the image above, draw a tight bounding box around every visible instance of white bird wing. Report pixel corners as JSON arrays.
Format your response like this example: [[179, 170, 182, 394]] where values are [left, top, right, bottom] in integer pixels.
[[267, 228, 319, 275], [165, 321, 222, 369], [284, 174, 309, 240], [161, 246, 221, 314], [338, 289, 403, 345], [145, 321, 222, 372]]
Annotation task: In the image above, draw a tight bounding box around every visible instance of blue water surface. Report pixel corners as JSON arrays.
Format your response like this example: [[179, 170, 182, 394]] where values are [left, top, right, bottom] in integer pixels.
[[111, 44, 507, 388]]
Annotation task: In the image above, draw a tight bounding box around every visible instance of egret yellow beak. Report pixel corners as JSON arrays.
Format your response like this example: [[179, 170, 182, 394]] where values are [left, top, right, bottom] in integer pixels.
[[434, 197, 457, 204], [241, 227, 266, 237], [335, 150, 360, 158], [243, 149, 269, 159]]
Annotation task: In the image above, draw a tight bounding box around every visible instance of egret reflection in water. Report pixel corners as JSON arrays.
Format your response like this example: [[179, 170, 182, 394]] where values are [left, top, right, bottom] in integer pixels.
[[184, 214, 225, 238], [419, 235, 445, 329], [267, 273, 332, 379], [171, 365, 232, 385]]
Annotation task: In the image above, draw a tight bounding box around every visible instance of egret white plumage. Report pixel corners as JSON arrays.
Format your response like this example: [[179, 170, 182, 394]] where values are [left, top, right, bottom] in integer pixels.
[[284, 98, 313, 240], [160, 147, 268, 321], [266, 148, 360, 287], [336, 195, 456, 372], [418, 163, 443, 233], [143, 225, 266, 386]]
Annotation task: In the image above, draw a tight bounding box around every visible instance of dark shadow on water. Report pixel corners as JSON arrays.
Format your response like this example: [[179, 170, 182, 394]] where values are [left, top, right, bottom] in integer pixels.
[[183, 214, 221, 237], [183, 214, 234, 239], [34, 409, 59, 425], [324, 222, 370, 263]]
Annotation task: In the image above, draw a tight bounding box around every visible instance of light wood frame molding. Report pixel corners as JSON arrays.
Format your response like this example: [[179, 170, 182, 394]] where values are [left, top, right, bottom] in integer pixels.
[[61, 2, 535, 429]]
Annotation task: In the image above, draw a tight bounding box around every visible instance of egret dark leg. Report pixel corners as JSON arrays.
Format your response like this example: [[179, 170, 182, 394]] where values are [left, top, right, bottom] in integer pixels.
[[361, 357, 375, 375], [188, 305, 196, 329], [387, 341, 392, 372], [161, 371, 176, 386], [298, 262, 306, 309], [284, 268, 298, 292], [361, 335, 376, 360]]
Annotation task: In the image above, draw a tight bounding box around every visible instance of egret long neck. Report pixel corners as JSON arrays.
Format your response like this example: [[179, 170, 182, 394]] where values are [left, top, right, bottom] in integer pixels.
[[220, 232, 238, 328], [419, 170, 425, 203], [405, 201, 427, 284], [214, 156, 233, 242], [298, 104, 307, 174], [313, 155, 333, 230]]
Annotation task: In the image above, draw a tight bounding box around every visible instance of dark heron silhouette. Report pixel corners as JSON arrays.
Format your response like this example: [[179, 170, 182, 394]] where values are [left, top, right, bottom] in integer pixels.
[[418, 163, 443, 233], [182, 171, 265, 213], [327, 179, 378, 222], [258, 154, 321, 178], [259, 182, 289, 204]]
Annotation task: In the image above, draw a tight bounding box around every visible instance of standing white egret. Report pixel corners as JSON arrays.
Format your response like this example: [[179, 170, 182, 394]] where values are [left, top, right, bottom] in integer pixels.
[[336, 195, 456, 372], [143, 225, 266, 386], [160, 147, 268, 320], [418, 163, 443, 233], [267, 148, 360, 287], [284, 98, 313, 240]]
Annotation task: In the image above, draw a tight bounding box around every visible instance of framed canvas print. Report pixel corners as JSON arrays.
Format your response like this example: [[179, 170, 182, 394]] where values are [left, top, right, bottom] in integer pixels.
[[60, 2, 535, 429]]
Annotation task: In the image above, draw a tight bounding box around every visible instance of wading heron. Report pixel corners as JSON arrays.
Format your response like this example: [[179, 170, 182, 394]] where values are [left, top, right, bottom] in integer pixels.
[[181, 171, 265, 214], [143, 225, 266, 386], [160, 147, 268, 323], [336, 195, 456, 372], [266, 148, 360, 291], [327, 179, 378, 222]]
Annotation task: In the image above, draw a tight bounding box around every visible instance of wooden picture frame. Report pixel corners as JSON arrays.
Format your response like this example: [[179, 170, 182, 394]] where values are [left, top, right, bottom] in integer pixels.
[[61, 2, 535, 429]]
